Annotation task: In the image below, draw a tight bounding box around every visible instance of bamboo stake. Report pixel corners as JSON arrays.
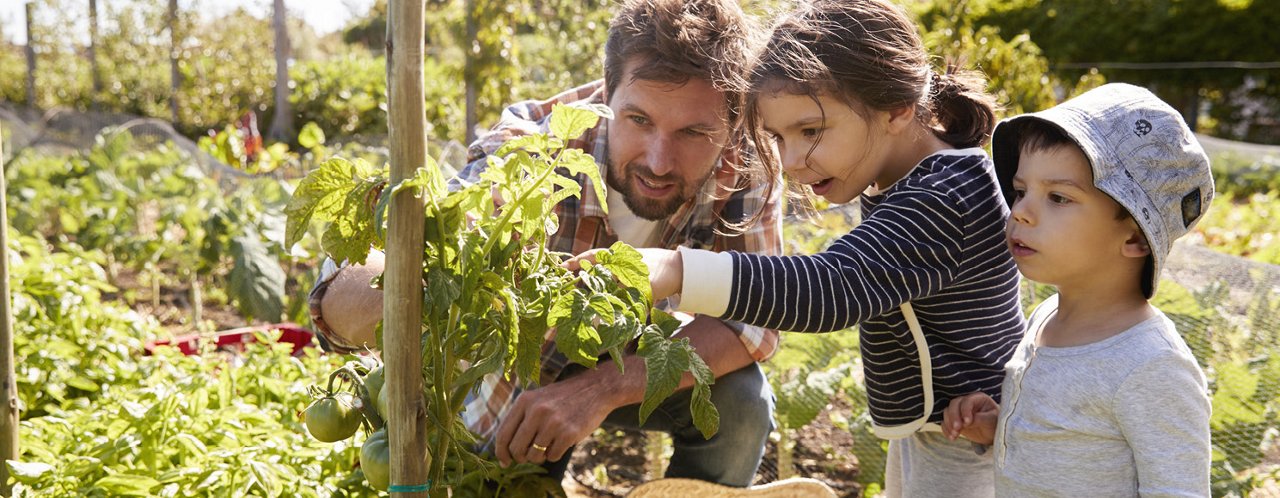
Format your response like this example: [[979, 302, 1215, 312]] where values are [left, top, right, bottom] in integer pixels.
[[384, 1, 431, 496], [0, 130, 20, 497], [24, 3, 35, 107], [167, 0, 180, 124]]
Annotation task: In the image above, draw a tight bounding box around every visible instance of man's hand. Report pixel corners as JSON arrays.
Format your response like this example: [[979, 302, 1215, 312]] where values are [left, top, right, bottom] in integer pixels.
[[566, 247, 684, 302], [493, 373, 620, 466], [942, 392, 999, 445]]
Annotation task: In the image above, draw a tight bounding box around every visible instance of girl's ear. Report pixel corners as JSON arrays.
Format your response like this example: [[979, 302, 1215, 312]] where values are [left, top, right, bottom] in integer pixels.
[[884, 104, 917, 135], [1121, 229, 1152, 259]]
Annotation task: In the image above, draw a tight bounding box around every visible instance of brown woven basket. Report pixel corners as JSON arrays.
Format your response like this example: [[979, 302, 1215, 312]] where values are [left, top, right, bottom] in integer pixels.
[[626, 477, 838, 498]]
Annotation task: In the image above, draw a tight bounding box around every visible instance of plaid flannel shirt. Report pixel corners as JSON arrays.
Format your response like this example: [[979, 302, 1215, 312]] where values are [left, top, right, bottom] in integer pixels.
[[457, 80, 783, 446]]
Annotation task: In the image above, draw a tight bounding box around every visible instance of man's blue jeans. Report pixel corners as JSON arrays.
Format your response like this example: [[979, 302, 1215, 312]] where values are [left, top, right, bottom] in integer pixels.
[[545, 362, 775, 487]]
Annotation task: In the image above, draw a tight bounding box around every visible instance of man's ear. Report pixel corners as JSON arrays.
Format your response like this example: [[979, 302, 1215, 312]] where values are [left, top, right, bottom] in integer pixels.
[[1121, 230, 1152, 259]]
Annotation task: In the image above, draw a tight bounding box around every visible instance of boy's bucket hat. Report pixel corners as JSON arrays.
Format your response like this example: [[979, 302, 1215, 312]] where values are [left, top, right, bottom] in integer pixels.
[[991, 83, 1214, 298]]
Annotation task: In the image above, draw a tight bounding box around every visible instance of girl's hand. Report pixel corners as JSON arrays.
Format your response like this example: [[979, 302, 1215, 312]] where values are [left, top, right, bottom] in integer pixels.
[[942, 392, 999, 445], [565, 248, 684, 302]]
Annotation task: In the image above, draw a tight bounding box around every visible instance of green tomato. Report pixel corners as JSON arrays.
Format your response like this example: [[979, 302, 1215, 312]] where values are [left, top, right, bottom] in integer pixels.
[[361, 428, 391, 491], [364, 366, 385, 405], [377, 384, 389, 418], [303, 392, 361, 442]]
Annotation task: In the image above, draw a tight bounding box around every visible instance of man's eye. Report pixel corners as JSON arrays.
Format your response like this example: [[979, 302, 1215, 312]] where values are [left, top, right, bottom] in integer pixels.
[[629, 115, 650, 126]]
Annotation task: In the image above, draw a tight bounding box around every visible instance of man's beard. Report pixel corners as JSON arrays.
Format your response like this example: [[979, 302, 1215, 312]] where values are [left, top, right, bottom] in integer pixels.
[[605, 158, 702, 221]]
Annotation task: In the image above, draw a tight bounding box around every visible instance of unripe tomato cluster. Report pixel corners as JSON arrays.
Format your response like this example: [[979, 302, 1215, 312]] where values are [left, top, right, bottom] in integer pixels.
[[302, 364, 394, 492]]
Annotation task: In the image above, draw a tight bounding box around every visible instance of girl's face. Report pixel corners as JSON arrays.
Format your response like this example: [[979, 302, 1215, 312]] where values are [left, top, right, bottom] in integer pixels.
[[758, 92, 895, 204]]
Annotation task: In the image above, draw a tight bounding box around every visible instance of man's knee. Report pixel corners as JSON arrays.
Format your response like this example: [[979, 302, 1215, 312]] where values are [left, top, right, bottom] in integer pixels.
[[708, 363, 775, 434]]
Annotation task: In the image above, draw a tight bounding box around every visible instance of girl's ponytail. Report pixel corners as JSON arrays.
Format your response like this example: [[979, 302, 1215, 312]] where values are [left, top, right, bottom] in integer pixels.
[[927, 67, 999, 149]]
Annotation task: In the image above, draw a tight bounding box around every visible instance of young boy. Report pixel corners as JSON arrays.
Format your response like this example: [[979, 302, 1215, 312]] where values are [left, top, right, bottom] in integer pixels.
[[942, 83, 1213, 496]]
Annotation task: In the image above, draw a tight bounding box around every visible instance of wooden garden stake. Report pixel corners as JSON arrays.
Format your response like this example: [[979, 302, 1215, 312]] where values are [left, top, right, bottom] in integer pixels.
[[384, 1, 432, 495], [0, 131, 19, 496]]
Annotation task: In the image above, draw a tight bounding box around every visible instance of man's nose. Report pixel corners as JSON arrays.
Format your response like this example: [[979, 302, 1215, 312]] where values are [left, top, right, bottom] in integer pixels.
[[644, 136, 677, 177]]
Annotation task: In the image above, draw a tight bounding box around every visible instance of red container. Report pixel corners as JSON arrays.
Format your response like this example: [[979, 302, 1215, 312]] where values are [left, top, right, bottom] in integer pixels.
[[144, 323, 316, 357]]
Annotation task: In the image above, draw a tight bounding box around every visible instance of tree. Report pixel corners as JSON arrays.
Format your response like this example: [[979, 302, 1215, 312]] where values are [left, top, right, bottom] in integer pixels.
[[967, 0, 1280, 142], [268, 0, 295, 142]]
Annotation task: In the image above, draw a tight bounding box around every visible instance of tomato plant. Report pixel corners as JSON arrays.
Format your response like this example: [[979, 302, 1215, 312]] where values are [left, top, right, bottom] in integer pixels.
[[286, 104, 718, 490]]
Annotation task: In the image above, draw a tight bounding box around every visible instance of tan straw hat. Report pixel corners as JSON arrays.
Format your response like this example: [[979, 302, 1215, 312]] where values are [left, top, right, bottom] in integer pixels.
[[626, 477, 838, 498]]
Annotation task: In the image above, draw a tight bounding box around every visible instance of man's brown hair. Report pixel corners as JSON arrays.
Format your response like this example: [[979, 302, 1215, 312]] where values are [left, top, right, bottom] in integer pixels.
[[603, 0, 759, 124]]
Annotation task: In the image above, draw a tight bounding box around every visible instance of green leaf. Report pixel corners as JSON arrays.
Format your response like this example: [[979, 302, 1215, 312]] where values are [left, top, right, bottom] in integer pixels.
[[320, 179, 382, 264], [408, 157, 447, 198], [7, 461, 54, 483], [228, 233, 286, 322], [424, 266, 462, 319], [776, 368, 843, 430], [549, 103, 600, 141], [65, 376, 99, 392], [516, 316, 548, 385], [573, 102, 614, 121], [1211, 361, 1265, 428], [284, 157, 377, 249], [598, 242, 651, 304], [685, 348, 719, 439], [297, 122, 326, 149], [548, 293, 603, 367], [635, 329, 688, 424], [649, 309, 684, 337], [495, 134, 555, 158], [93, 474, 161, 496], [249, 460, 282, 496], [547, 174, 583, 212], [555, 149, 606, 213]]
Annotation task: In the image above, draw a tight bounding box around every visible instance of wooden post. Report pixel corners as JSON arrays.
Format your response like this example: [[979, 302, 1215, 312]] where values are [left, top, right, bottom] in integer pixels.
[[0, 132, 20, 497], [89, 0, 101, 106], [24, 2, 35, 107], [167, 0, 180, 124], [463, 0, 478, 145], [266, 0, 294, 142], [385, 0, 431, 496]]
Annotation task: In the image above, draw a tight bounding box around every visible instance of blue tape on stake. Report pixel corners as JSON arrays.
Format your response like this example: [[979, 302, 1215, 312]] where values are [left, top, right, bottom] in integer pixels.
[[388, 481, 432, 493]]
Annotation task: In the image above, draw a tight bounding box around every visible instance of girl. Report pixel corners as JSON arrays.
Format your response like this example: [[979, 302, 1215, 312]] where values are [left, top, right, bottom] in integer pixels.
[[580, 0, 1025, 495]]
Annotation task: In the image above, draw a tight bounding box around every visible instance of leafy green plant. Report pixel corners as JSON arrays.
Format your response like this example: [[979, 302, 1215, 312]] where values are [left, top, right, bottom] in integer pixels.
[[768, 338, 853, 480], [3, 228, 369, 496], [285, 104, 718, 491], [1196, 192, 1280, 266]]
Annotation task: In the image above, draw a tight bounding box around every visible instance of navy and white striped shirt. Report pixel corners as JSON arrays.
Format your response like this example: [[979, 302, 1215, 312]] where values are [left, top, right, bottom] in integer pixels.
[[680, 149, 1025, 430]]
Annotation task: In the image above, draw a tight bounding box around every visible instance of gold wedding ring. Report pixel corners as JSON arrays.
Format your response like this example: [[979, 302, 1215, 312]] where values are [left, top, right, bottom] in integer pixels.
[[531, 443, 548, 452]]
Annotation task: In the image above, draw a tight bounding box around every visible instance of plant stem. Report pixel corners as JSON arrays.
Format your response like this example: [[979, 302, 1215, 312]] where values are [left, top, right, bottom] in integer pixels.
[[778, 427, 795, 480], [478, 163, 559, 258]]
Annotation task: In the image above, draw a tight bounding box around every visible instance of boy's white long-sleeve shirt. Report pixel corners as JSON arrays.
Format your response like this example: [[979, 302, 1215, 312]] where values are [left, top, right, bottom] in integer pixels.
[[993, 294, 1211, 497]]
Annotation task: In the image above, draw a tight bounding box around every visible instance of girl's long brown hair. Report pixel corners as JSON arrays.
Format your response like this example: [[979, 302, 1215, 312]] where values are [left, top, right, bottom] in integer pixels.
[[745, 0, 999, 212]]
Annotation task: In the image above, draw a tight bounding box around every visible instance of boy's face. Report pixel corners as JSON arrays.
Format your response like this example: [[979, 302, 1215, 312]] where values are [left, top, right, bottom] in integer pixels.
[[603, 59, 730, 221], [1006, 144, 1145, 292]]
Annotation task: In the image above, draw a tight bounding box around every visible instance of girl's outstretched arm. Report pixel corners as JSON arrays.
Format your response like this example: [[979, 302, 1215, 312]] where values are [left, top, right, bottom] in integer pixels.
[[566, 248, 686, 301]]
